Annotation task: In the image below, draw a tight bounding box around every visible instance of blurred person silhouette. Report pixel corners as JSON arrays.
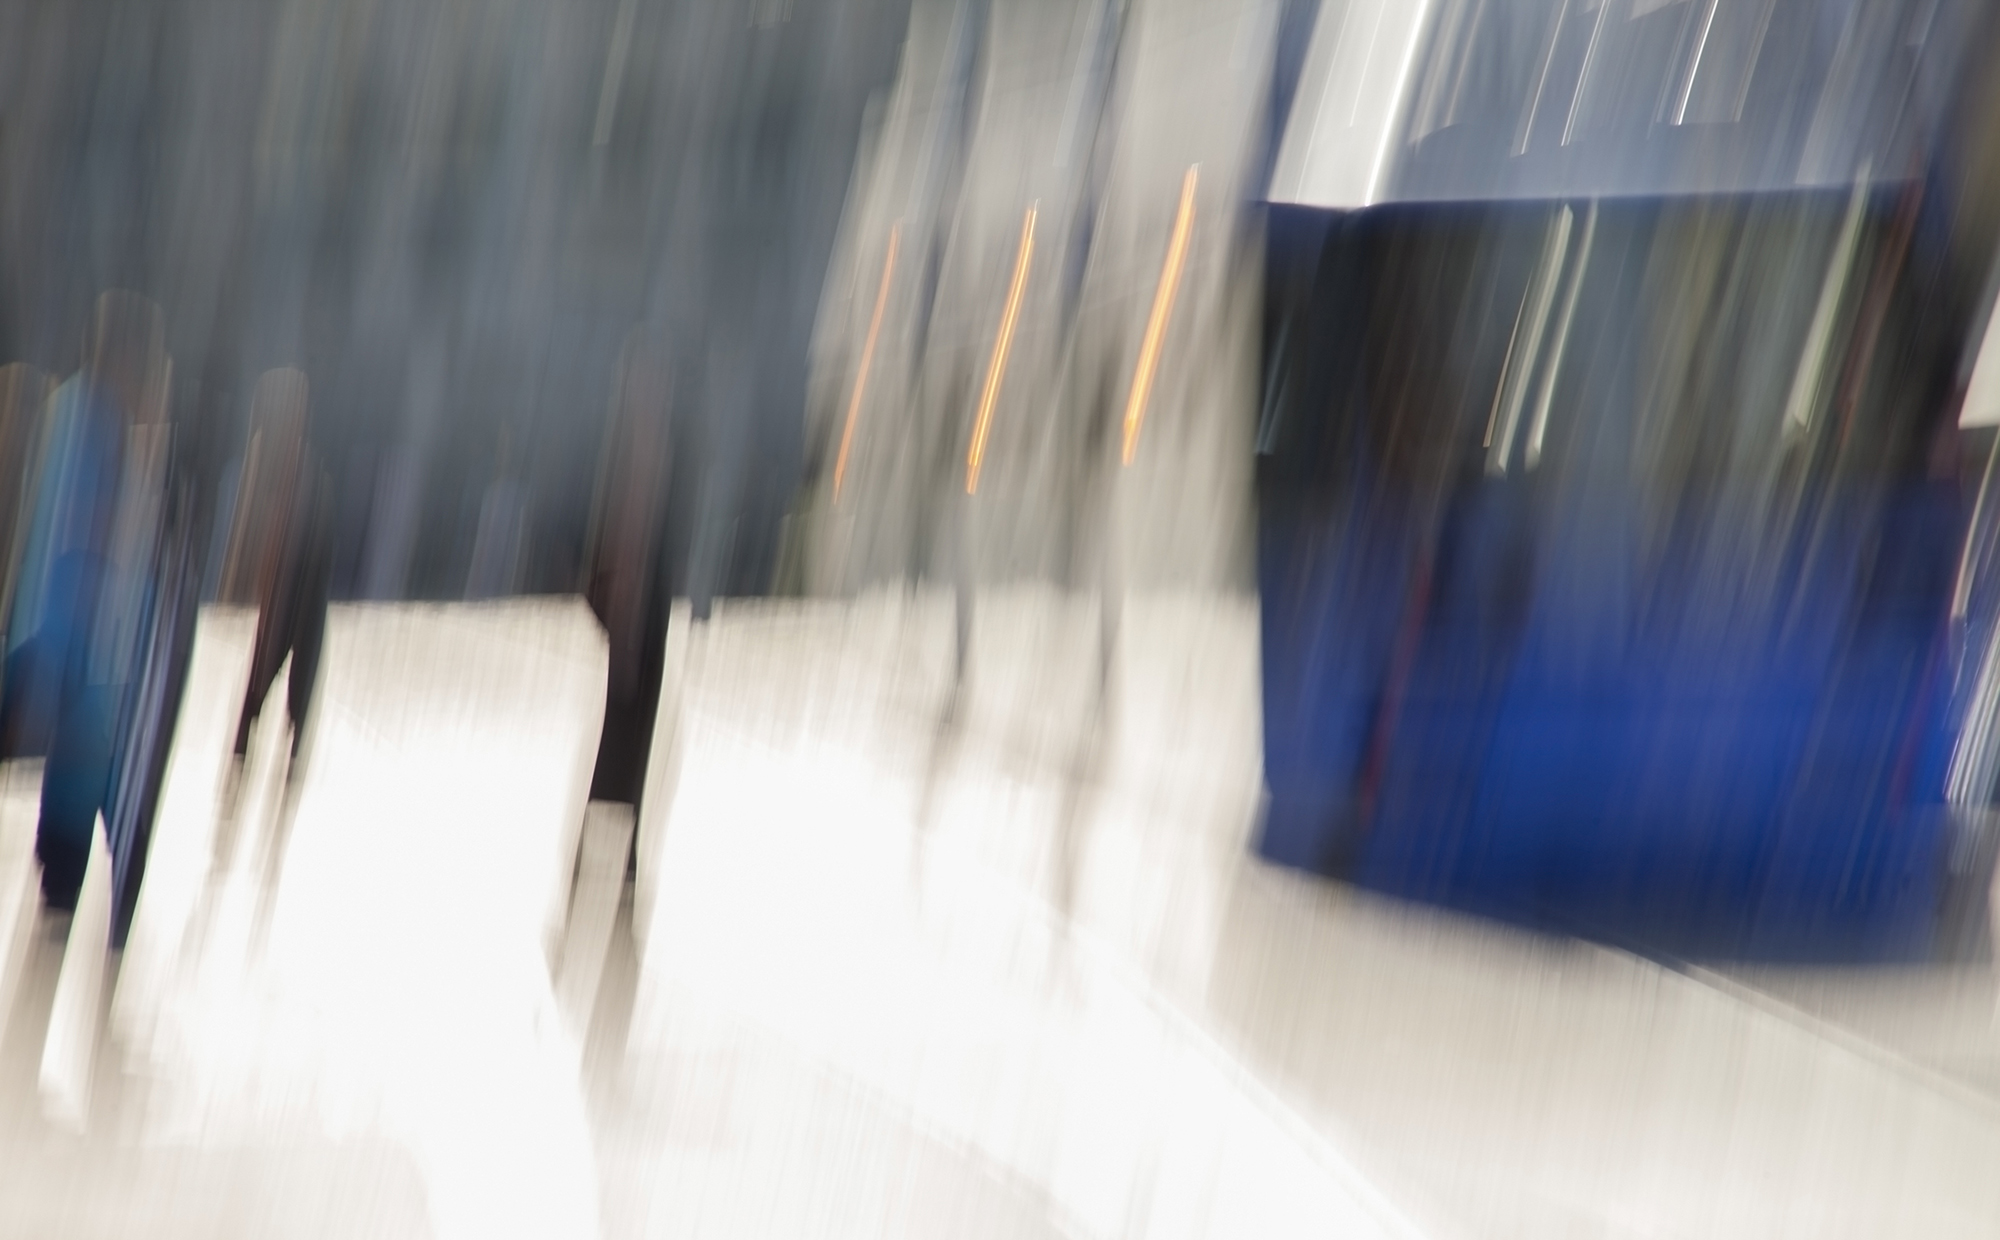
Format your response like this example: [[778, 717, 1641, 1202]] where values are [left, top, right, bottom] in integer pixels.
[[220, 368, 333, 771], [583, 331, 674, 868], [0, 365, 55, 675], [2, 291, 168, 911]]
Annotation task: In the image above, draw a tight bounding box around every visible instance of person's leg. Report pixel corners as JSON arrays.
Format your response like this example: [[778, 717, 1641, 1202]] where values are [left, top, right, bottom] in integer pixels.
[[35, 557, 114, 908], [588, 596, 670, 806], [285, 475, 335, 761], [285, 614, 322, 763], [36, 685, 114, 911], [234, 610, 290, 759], [585, 588, 670, 887], [587, 677, 645, 810], [1092, 449, 1120, 697], [624, 600, 671, 877], [1079, 359, 1120, 697], [953, 573, 972, 690], [111, 548, 205, 948], [947, 468, 975, 706]]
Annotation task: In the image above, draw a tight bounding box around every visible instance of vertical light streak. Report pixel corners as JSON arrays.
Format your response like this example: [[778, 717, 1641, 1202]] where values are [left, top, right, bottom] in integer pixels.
[[1563, 0, 1613, 146], [834, 224, 900, 503], [1363, 0, 1434, 205], [966, 203, 1038, 495], [1516, 0, 1573, 154], [1783, 165, 1870, 434], [1486, 205, 1571, 475], [1671, 0, 1723, 125], [593, 0, 640, 146], [1526, 201, 1598, 470], [1122, 166, 1198, 466]]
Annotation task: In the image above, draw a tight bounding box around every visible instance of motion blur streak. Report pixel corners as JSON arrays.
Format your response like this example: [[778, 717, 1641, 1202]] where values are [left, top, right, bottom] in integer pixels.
[[835, 224, 900, 504], [1122, 165, 1198, 467], [966, 203, 1037, 497], [17, 1, 2000, 1238]]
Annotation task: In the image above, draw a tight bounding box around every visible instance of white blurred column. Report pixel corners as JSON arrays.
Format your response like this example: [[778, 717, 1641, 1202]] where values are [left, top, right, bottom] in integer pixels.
[[556, 801, 634, 1044], [109, 607, 258, 1070], [0, 761, 43, 1047], [39, 818, 114, 1131], [258, 600, 608, 1240], [633, 599, 693, 953], [1266, 0, 1438, 209]]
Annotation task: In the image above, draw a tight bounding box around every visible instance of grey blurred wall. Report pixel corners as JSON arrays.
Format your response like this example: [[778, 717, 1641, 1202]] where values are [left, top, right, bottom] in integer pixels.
[[0, 0, 911, 604]]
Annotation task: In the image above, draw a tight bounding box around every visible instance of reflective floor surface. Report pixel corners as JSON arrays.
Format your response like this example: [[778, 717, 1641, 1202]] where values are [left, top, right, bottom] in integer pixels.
[[1, 589, 1998, 1239]]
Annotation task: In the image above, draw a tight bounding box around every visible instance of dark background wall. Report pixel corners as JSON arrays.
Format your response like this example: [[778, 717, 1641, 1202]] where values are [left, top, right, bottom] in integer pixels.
[[0, 0, 912, 604]]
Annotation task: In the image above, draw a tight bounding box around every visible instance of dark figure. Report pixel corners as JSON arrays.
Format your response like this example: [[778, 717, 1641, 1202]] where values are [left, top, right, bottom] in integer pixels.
[[584, 334, 674, 824], [221, 368, 332, 763], [0, 366, 55, 753]]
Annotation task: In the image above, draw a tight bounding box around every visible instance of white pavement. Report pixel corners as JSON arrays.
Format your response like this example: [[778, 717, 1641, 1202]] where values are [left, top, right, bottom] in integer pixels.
[[1, 589, 1998, 1238]]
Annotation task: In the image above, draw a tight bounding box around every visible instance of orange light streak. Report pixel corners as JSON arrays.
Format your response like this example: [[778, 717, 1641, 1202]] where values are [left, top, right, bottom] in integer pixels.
[[1123, 165, 1198, 465], [834, 224, 899, 502], [966, 203, 1038, 495]]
